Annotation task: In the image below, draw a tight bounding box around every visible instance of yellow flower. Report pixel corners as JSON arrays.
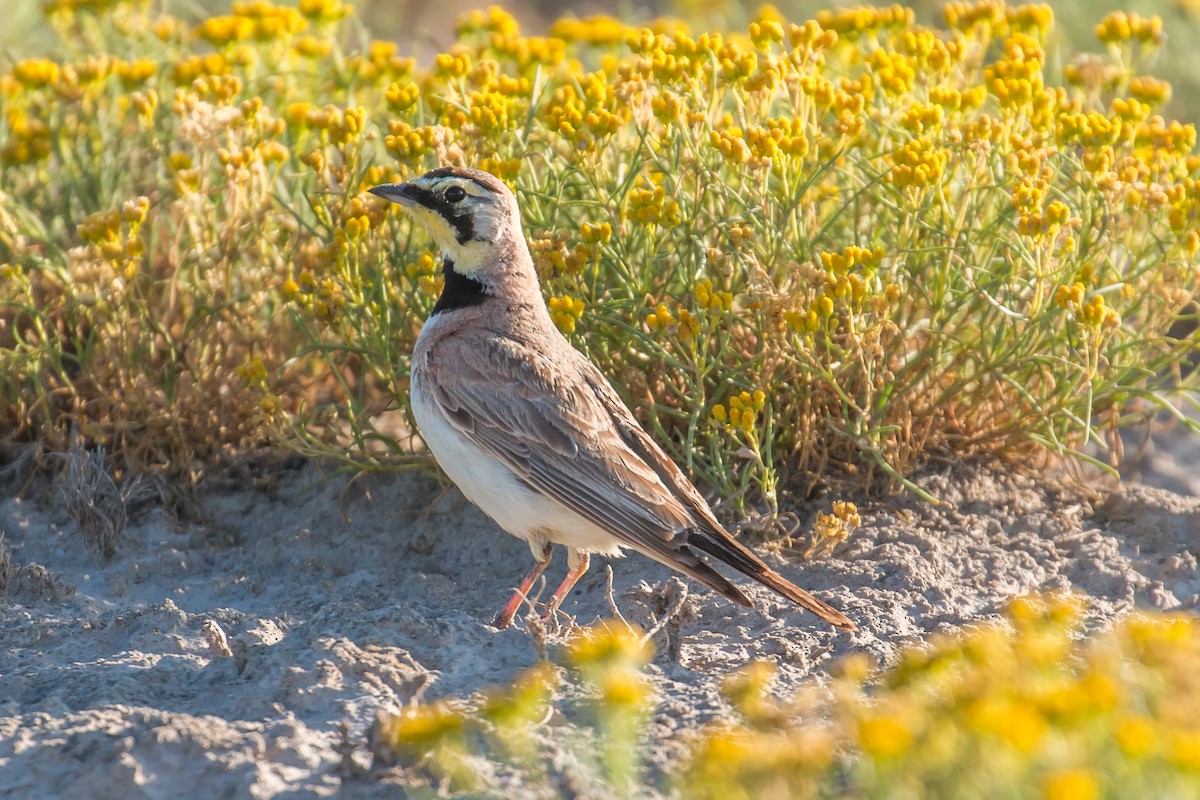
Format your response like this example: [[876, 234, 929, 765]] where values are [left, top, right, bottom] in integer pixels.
[[114, 58, 158, 87], [967, 696, 1046, 753], [457, 5, 521, 38], [1169, 729, 1200, 771], [293, 35, 332, 58], [598, 666, 651, 708], [676, 308, 701, 339], [12, 58, 61, 87], [1095, 11, 1164, 45], [694, 279, 732, 313], [384, 81, 419, 111], [1114, 715, 1156, 758], [1135, 117, 1197, 155], [343, 215, 370, 239], [1055, 283, 1083, 311], [721, 661, 777, 721], [236, 356, 268, 385], [820, 245, 884, 275], [1078, 294, 1119, 329], [812, 506, 856, 554], [548, 295, 585, 334], [709, 129, 750, 165], [171, 54, 230, 84], [784, 307, 821, 334], [1129, 76, 1172, 106], [866, 50, 915, 96], [298, 0, 352, 23], [816, 4, 913, 36], [1042, 769, 1098, 800], [900, 103, 943, 134], [195, 15, 256, 46], [645, 304, 672, 331], [131, 89, 158, 125], [858, 714, 913, 760], [719, 390, 766, 434], [434, 50, 471, 79], [482, 663, 557, 729], [833, 500, 860, 526], [568, 622, 651, 668], [194, 74, 243, 103], [550, 15, 629, 45], [625, 186, 681, 227], [1056, 112, 1120, 148], [651, 92, 684, 123], [887, 137, 949, 189], [384, 120, 437, 160], [1008, 3, 1055, 35], [477, 156, 521, 182], [378, 702, 465, 755], [580, 221, 612, 244], [259, 394, 281, 416]]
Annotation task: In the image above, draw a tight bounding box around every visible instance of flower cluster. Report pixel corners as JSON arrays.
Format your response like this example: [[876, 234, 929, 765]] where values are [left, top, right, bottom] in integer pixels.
[[2, 0, 1198, 499], [75, 197, 149, 279], [1094, 11, 1165, 45], [712, 390, 766, 435], [624, 185, 681, 227], [548, 295, 585, 334], [684, 596, 1200, 798], [694, 279, 732, 313], [888, 136, 950, 189], [807, 500, 861, 557], [368, 599, 1200, 798]]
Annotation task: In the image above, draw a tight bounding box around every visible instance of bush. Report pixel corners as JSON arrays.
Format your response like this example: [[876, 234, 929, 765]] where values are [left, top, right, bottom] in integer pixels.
[[1, 1, 1197, 504]]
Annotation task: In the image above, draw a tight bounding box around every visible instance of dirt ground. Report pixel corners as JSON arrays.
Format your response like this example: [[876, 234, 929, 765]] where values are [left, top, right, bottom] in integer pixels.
[[1, 433, 1198, 797]]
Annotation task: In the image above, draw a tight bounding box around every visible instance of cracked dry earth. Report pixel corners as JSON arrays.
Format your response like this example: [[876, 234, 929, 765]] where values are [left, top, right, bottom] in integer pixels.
[[0, 460, 1198, 798]]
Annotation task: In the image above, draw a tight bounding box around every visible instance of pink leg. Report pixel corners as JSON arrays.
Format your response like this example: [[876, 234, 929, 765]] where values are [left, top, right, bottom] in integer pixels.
[[543, 551, 590, 622], [493, 549, 553, 630]]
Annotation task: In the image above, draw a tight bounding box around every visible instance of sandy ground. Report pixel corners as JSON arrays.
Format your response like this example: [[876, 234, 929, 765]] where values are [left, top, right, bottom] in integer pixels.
[[1, 436, 1199, 797]]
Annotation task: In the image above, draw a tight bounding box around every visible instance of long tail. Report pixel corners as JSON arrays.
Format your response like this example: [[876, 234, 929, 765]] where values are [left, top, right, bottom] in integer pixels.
[[689, 532, 857, 631], [642, 545, 755, 609]]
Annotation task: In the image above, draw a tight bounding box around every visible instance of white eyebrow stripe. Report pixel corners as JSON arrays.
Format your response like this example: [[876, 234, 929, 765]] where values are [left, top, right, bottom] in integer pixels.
[[452, 179, 489, 197], [418, 176, 492, 199]]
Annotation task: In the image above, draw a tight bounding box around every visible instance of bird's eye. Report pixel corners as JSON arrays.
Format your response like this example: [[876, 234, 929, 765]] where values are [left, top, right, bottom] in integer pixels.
[[444, 186, 467, 203]]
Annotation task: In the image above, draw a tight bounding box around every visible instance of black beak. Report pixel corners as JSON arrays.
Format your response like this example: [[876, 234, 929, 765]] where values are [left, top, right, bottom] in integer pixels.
[[368, 182, 418, 208]]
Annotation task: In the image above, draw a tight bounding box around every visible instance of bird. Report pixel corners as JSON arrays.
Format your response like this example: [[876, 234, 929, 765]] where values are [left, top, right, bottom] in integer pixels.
[[369, 166, 856, 632]]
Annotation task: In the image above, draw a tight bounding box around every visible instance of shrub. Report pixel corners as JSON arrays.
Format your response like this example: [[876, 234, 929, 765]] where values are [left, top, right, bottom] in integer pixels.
[[1, 1, 1197, 505]]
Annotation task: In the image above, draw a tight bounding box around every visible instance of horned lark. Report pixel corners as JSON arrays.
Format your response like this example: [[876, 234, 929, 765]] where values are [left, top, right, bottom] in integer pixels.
[[370, 167, 855, 632]]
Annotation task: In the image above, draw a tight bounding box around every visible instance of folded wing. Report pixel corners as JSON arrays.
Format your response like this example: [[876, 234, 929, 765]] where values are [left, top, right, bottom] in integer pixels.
[[425, 332, 854, 630]]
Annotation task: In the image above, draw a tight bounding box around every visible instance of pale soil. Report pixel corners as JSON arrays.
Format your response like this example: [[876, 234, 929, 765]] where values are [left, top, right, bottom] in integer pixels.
[[1, 443, 1198, 798]]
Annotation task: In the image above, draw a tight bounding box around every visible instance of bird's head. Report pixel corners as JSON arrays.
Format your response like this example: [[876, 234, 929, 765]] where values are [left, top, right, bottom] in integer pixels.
[[369, 167, 524, 278]]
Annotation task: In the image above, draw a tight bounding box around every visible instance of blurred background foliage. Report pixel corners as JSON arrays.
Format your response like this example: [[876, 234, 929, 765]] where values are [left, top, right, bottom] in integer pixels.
[[7, 0, 1200, 118]]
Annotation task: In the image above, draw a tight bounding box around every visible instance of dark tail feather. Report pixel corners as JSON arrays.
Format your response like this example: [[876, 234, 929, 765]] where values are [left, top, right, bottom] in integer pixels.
[[689, 532, 857, 631], [647, 545, 754, 608]]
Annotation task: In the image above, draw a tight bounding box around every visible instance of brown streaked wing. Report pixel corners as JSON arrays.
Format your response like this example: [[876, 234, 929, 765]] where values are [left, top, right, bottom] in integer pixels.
[[577, 361, 730, 535], [577, 361, 858, 630], [425, 333, 699, 552]]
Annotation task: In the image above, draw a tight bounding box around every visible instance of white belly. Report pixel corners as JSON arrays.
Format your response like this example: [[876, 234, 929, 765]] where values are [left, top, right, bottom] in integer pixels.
[[410, 371, 624, 559]]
